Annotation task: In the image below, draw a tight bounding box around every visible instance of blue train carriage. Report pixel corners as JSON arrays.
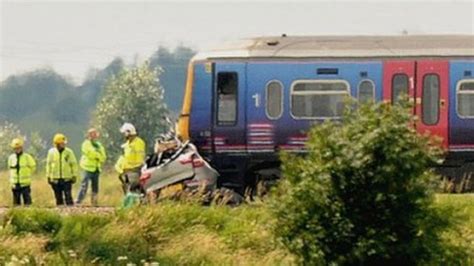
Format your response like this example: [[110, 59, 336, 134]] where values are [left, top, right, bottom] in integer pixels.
[[177, 35, 474, 193]]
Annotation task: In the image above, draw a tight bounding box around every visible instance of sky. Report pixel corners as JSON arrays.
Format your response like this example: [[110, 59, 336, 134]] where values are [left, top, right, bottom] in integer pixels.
[[1, 0, 473, 84]]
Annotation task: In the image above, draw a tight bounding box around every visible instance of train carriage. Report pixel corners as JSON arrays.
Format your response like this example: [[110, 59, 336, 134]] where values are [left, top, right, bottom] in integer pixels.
[[177, 35, 474, 192]]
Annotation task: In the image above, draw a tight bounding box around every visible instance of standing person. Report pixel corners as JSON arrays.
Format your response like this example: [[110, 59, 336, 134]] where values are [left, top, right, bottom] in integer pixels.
[[76, 128, 106, 206], [46, 133, 78, 206], [7, 138, 36, 206], [115, 123, 146, 193]]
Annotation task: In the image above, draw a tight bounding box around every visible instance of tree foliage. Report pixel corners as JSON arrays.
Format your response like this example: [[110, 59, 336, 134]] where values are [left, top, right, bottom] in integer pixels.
[[0, 122, 23, 170], [149, 46, 196, 113], [93, 63, 169, 161], [0, 68, 87, 151], [79, 57, 125, 108], [0, 45, 191, 151], [273, 102, 464, 265], [0, 68, 74, 120], [0, 122, 47, 170], [27, 131, 48, 169]]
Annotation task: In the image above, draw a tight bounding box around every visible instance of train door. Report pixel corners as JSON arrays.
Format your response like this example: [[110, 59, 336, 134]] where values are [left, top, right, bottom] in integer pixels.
[[383, 61, 416, 106], [449, 60, 474, 149], [212, 62, 247, 154], [415, 61, 449, 148]]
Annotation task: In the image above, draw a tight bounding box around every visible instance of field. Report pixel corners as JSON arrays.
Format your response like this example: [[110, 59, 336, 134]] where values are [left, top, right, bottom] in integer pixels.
[[0, 171, 473, 265], [0, 169, 123, 207]]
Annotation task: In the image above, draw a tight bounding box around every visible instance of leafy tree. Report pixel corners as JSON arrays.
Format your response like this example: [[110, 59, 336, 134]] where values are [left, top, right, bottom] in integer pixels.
[[0, 122, 47, 170], [79, 57, 125, 108], [27, 131, 48, 169], [0, 45, 192, 152], [272, 102, 464, 265], [0, 68, 87, 151], [149, 46, 196, 112], [0, 122, 23, 170], [92, 63, 169, 161], [51, 95, 88, 123], [0, 68, 74, 119]]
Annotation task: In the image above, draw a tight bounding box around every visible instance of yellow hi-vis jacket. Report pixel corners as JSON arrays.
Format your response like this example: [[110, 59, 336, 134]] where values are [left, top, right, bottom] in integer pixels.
[[117, 137, 146, 172], [80, 140, 106, 172], [46, 147, 78, 180], [8, 152, 36, 187]]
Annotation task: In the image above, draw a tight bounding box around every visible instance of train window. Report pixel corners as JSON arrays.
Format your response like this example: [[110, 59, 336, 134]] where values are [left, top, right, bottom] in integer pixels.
[[422, 74, 440, 125], [290, 80, 350, 119], [392, 74, 409, 104], [266, 80, 283, 119], [457, 80, 474, 118], [358, 79, 375, 104], [216, 72, 238, 125]]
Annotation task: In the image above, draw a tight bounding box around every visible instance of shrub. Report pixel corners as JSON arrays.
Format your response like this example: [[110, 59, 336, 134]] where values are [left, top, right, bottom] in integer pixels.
[[273, 102, 464, 265], [53, 213, 112, 249], [4, 208, 62, 235]]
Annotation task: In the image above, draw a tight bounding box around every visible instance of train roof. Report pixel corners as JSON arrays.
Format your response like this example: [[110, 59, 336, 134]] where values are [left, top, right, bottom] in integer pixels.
[[194, 35, 474, 60]]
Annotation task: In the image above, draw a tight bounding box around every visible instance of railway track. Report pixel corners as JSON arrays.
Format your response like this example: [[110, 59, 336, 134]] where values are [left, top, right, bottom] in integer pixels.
[[0, 206, 116, 216]]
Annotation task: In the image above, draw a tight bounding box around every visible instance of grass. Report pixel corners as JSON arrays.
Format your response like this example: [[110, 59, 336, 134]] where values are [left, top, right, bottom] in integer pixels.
[[0, 169, 123, 207], [0, 171, 473, 265], [0, 195, 472, 265], [435, 194, 474, 261], [0, 202, 293, 265]]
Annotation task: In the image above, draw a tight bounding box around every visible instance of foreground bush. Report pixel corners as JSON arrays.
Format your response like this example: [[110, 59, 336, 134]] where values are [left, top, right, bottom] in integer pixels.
[[273, 102, 466, 265], [4, 208, 62, 235]]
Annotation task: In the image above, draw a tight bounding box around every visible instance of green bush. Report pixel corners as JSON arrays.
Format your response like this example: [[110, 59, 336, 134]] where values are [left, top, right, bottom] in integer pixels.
[[53, 213, 112, 249], [4, 208, 62, 235], [273, 102, 465, 265]]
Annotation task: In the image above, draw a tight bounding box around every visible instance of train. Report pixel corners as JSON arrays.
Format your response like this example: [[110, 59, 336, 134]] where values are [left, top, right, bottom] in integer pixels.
[[176, 35, 474, 192]]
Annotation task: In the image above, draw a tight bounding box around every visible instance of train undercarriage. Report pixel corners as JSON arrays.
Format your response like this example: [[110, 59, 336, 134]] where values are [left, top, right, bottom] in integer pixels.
[[208, 151, 474, 196]]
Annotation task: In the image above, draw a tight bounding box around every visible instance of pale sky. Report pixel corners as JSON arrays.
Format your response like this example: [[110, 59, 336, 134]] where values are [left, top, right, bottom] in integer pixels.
[[1, 0, 473, 84]]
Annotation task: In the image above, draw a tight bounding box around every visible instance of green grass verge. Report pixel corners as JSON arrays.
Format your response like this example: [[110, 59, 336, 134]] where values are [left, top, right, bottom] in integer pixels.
[[0, 170, 473, 265], [0, 195, 472, 265], [0, 202, 293, 265]]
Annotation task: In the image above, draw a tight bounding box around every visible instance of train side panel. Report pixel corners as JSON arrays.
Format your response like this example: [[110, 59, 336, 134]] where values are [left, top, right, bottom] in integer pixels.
[[246, 61, 383, 153], [187, 58, 474, 191], [189, 62, 213, 153]]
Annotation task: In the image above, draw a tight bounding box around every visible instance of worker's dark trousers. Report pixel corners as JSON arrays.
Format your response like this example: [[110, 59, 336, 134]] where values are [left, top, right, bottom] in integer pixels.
[[12, 185, 32, 206], [76, 170, 100, 205], [51, 179, 74, 206], [119, 168, 141, 194]]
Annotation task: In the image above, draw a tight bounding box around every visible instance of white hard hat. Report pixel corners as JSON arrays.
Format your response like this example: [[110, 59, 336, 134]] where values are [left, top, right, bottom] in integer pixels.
[[120, 123, 137, 136]]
